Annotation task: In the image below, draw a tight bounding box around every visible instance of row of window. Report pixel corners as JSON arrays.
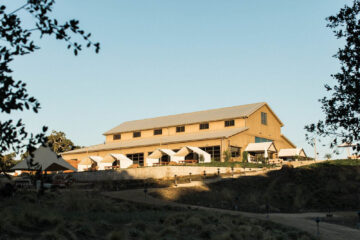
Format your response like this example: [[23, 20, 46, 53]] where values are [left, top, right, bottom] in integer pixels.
[[126, 146, 222, 164], [115, 144, 243, 166], [113, 111, 269, 141], [112, 119, 236, 140]]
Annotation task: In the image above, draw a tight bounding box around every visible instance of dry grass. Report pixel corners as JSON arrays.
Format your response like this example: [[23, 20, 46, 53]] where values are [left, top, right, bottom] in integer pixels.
[[0, 190, 314, 240], [151, 160, 360, 213]]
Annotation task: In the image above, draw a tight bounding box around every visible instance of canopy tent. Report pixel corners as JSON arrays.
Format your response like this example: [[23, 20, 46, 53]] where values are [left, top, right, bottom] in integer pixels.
[[105, 153, 133, 169], [245, 142, 277, 162], [245, 142, 277, 153], [146, 149, 178, 166], [278, 148, 307, 160], [11, 146, 76, 172], [338, 143, 357, 158], [78, 156, 103, 171], [173, 146, 211, 163]]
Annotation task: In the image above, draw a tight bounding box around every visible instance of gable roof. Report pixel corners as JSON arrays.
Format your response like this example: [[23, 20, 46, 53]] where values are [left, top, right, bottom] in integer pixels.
[[174, 146, 210, 157], [148, 149, 176, 159], [278, 148, 307, 157], [63, 127, 248, 155], [245, 142, 277, 152], [104, 102, 266, 135]]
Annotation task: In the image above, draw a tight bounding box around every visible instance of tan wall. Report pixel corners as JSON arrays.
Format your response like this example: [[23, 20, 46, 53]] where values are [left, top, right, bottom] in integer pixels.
[[105, 118, 246, 143], [227, 105, 295, 160], [245, 105, 282, 141]]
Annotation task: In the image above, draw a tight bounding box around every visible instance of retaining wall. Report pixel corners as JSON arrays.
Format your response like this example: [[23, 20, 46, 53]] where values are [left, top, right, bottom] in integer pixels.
[[66, 166, 263, 182]]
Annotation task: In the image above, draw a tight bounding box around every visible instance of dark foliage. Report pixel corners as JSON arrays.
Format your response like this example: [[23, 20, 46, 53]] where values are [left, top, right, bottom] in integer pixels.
[[0, 1, 99, 174], [305, 0, 360, 152]]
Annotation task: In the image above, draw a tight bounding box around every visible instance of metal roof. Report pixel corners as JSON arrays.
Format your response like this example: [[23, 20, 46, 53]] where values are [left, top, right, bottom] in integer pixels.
[[104, 102, 266, 135], [62, 127, 249, 155]]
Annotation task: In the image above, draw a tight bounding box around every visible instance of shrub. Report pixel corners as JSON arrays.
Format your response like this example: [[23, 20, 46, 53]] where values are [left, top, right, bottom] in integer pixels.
[[223, 150, 232, 162], [242, 151, 248, 162]]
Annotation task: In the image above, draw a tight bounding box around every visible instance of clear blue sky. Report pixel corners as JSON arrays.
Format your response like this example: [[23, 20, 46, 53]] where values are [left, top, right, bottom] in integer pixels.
[[9, 0, 352, 159]]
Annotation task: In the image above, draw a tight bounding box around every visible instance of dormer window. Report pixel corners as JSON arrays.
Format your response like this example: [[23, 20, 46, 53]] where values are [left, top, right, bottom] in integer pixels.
[[154, 129, 162, 135], [133, 131, 141, 138], [224, 119, 235, 127], [113, 134, 121, 140]]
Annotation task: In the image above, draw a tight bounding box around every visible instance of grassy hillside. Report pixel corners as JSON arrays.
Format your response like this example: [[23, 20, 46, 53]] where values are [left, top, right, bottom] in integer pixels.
[[0, 190, 313, 240], [151, 160, 360, 213]]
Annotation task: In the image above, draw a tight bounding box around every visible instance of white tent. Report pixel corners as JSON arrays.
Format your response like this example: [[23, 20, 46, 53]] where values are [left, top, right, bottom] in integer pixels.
[[245, 142, 277, 162], [173, 146, 211, 163], [78, 157, 94, 172], [146, 149, 178, 166], [78, 156, 103, 172], [278, 148, 307, 160], [338, 143, 357, 158], [11, 146, 76, 172], [109, 153, 133, 169]]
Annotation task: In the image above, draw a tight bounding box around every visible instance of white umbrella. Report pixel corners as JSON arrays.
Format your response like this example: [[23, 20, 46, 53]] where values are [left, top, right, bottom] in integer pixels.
[[264, 146, 268, 159]]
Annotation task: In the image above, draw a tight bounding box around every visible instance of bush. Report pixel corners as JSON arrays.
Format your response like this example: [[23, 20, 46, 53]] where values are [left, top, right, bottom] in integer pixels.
[[242, 151, 248, 162]]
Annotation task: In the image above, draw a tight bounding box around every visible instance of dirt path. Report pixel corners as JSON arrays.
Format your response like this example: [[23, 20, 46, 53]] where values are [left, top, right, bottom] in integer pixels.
[[103, 185, 360, 240]]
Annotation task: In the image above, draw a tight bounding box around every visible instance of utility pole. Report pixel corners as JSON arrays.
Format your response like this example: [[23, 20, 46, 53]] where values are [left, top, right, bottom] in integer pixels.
[[313, 138, 317, 161]]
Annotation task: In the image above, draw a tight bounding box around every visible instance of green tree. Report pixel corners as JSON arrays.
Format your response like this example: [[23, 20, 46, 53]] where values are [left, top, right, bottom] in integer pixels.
[[324, 153, 332, 160], [0, 153, 17, 172], [305, 0, 360, 153], [0, 1, 99, 176], [47, 130, 79, 154]]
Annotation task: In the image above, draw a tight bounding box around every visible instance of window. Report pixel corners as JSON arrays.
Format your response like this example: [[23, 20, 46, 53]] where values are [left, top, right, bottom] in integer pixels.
[[225, 119, 235, 127], [261, 112, 267, 125], [127, 153, 144, 166], [230, 146, 241, 157], [199, 123, 209, 130], [172, 149, 180, 153], [154, 129, 162, 135], [133, 131, 141, 138], [176, 126, 185, 132], [148, 151, 153, 156], [255, 136, 272, 143], [113, 134, 121, 140], [200, 146, 221, 161]]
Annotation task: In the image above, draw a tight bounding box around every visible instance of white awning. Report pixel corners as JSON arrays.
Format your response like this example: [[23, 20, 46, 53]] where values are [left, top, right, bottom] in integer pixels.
[[89, 156, 103, 164], [174, 146, 211, 163], [278, 148, 307, 158], [110, 154, 133, 169], [338, 143, 357, 147], [148, 149, 176, 159], [245, 142, 277, 153]]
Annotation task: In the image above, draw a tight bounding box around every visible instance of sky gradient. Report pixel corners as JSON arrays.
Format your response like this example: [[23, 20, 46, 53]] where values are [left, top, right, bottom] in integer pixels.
[[8, 0, 352, 159]]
